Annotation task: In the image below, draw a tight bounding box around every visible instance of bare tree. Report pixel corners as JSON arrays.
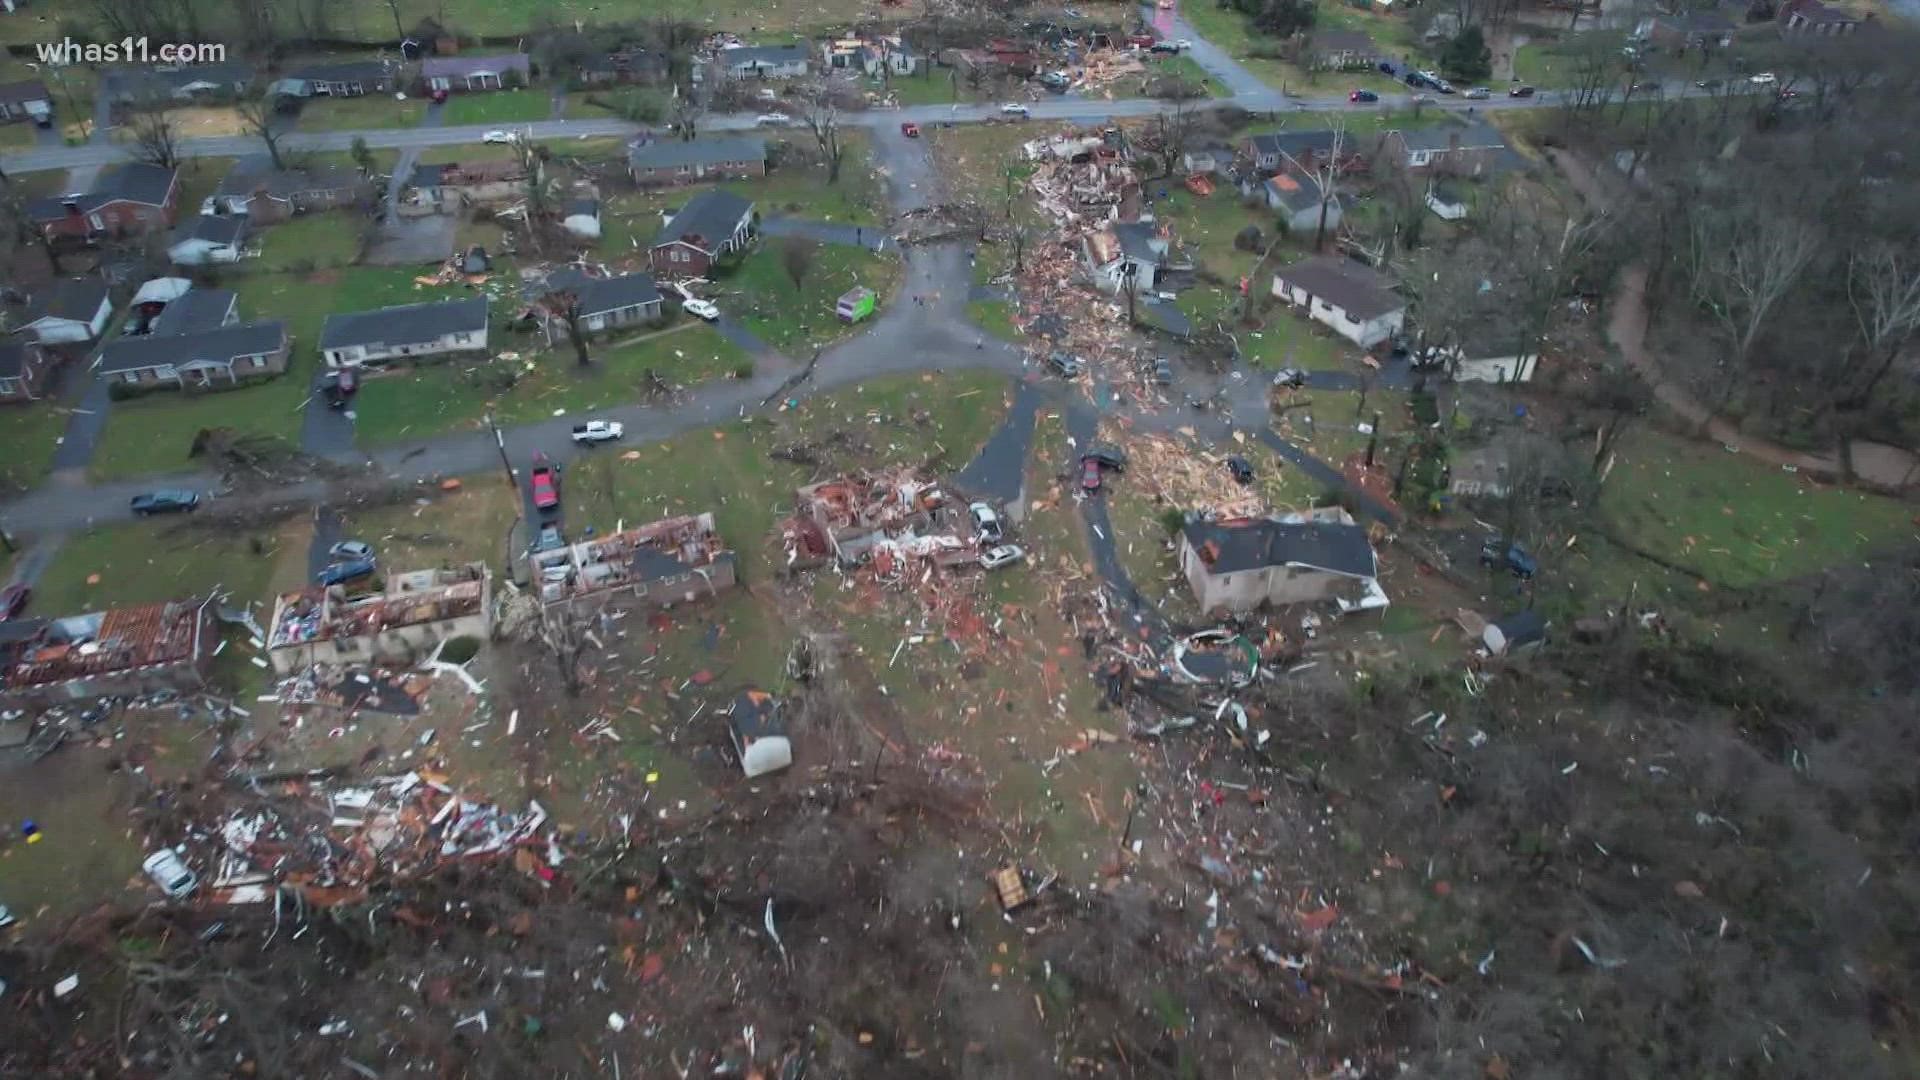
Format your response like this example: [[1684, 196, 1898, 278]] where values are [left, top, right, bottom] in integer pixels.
[[129, 104, 181, 170], [537, 605, 593, 697], [231, 0, 277, 53], [381, 0, 406, 40], [0, 182, 60, 273], [1687, 207, 1821, 421], [1306, 119, 1348, 251], [779, 236, 817, 290], [798, 87, 847, 184], [236, 95, 289, 171], [1151, 97, 1199, 181], [540, 290, 593, 366], [1839, 243, 1920, 405]]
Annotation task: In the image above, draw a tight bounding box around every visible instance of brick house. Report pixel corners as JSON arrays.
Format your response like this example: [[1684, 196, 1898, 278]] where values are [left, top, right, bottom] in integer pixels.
[[627, 137, 766, 187], [26, 162, 179, 241], [421, 53, 531, 92], [284, 60, 401, 97], [0, 341, 54, 402], [1778, 0, 1861, 34], [14, 278, 113, 345], [0, 79, 51, 124], [648, 190, 757, 277], [1242, 130, 1372, 177], [0, 597, 221, 709], [204, 164, 376, 221], [94, 320, 289, 389]]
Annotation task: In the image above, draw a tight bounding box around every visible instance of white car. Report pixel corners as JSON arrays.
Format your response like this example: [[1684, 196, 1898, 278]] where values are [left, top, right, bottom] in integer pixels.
[[1173, 39, 1193, 50], [980, 544, 1026, 570], [969, 502, 1003, 543], [682, 298, 720, 322], [142, 850, 198, 899], [571, 420, 624, 443], [1749, 72, 1777, 85], [755, 113, 792, 127], [999, 103, 1030, 117], [481, 130, 517, 144]]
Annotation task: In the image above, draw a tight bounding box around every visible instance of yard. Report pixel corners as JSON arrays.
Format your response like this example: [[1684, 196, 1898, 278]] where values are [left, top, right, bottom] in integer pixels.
[[723, 242, 901, 353], [347, 321, 752, 445], [441, 89, 552, 127], [28, 515, 311, 615], [174, 157, 239, 218], [1177, 2, 1418, 97], [0, 405, 68, 493], [562, 86, 669, 121], [253, 211, 368, 271], [297, 94, 427, 132]]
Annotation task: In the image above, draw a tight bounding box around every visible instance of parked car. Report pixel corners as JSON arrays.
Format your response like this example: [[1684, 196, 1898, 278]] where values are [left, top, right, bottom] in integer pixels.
[[572, 420, 624, 443], [1464, 87, 1490, 99], [1150, 356, 1174, 385], [530, 456, 560, 512], [1045, 351, 1085, 377], [318, 558, 376, 587], [142, 850, 199, 899], [999, 103, 1030, 117], [979, 545, 1027, 570], [130, 490, 199, 516], [0, 584, 28, 621], [481, 129, 517, 144], [1509, 85, 1536, 98], [1226, 455, 1255, 485], [1695, 79, 1722, 90], [1272, 367, 1308, 389], [1126, 33, 1156, 47], [969, 502, 1003, 543], [1434, 80, 1456, 95], [1080, 457, 1105, 493], [321, 368, 358, 409], [1082, 446, 1128, 472], [1404, 72, 1427, 88], [901, 121, 920, 137], [682, 298, 720, 322], [1749, 72, 1777, 85], [328, 540, 374, 561], [755, 112, 792, 127], [1038, 71, 1069, 91], [1150, 42, 1180, 54], [534, 525, 565, 553], [1480, 539, 1538, 580], [1349, 89, 1379, 103]]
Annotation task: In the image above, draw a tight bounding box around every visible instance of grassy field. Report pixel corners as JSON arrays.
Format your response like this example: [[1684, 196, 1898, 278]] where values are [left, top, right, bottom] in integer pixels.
[[417, 142, 523, 165], [348, 322, 752, 445], [1179, 2, 1418, 97], [442, 89, 552, 127], [30, 516, 311, 615], [1600, 426, 1919, 588], [87, 267, 467, 479], [0, 405, 68, 493], [563, 86, 670, 120], [337, 482, 525, 570], [725, 242, 900, 353], [174, 157, 239, 217], [253, 211, 367, 271], [967, 298, 1022, 343], [298, 94, 426, 131]]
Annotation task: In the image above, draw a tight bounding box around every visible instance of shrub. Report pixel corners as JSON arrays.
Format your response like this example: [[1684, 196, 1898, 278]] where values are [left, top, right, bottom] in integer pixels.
[[439, 636, 482, 664]]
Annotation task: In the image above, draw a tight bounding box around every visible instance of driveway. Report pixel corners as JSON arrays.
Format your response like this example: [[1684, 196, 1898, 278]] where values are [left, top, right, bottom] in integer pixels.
[[952, 378, 1044, 512], [49, 376, 113, 476], [761, 217, 893, 252], [1142, 2, 1284, 104]]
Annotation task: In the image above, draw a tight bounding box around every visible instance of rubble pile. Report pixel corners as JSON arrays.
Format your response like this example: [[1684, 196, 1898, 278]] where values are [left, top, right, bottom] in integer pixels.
[[1117, 429, 1268, 516]]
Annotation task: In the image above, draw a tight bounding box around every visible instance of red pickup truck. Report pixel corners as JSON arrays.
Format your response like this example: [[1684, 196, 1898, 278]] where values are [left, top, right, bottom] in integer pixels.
[[530, 453, 560, 511]]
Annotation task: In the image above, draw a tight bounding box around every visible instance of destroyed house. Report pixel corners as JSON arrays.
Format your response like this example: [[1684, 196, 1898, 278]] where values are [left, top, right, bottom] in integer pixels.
[[205, 164, 375, 220], [0, 597, 218, 707], [406, 160, 531, 207], [267, 563, 491, 674], [1178, 514, 1386, 614], [1084, 221, 1171, 296], [529, 513, 736, 608], [785, 472, 950, 567], [728, 688, 792, 778]]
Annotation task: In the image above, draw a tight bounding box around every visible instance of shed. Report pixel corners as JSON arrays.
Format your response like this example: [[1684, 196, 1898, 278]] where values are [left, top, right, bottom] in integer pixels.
[[1483, 610, 1547, 656], [728, 689, 792, 778]]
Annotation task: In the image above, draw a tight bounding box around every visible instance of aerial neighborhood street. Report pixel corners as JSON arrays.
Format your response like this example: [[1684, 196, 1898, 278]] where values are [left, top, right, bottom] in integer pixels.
[[0, 0, 1916, 1076]]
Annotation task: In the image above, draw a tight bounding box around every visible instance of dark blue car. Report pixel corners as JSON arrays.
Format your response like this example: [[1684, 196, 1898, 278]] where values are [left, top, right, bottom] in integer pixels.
[[318, 558, 377, 587]]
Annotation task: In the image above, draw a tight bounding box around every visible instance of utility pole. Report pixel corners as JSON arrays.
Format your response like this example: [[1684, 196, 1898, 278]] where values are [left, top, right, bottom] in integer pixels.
[[484, 412, 515, 488]]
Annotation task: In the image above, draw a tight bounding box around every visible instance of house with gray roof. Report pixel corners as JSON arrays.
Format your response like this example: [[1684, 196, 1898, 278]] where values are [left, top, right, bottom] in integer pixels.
[[319, 297, 490, 369], [0, 79, 51, 125], [421, 53, 530, 93], [26, 162, 178, 240], [648, 190, 758, 277], [167, 214, 248, 266], [1084, 221, 1175, 295], [283, 59, 401, 97], [536, 269, 664, 342], [205, 164, 375, 221], [1384, 121, 1512, 175], [709, 44, 810, 81], [15, 279, 112, 345], [1260, 167, 1341, 234], [148, 289, 238, 337], [94, 321, 289, 389], [627, 136, 767, 187], [1270, 254, 1405, 348], [102, 63, 255, 105], [1178, 510, 1386, 613]]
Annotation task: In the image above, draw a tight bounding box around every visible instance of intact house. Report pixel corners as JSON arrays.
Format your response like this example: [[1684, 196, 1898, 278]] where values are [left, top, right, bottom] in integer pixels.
[[1779, 0, 1860, 34], [528, 513, 737, 609], [144, 287, 239, 337], [627, 136, 767, 187], [102, 63, 255, 107], [268, 563, 490, 674], [1384, 121, 1511, 175], [94, 321, 289, 389], [1425, 178, 1470, 221], [578, 45, 669, 86], [1083, 221, 1174, 296], [0, 341, 54, 402], [562, 198, 602, 240], [1182, 144, 1235, 176], [1178, 511, 1388, 614], [1306, 30, 1381, 70], [533, 269, 664, 344], [204, 164, 375, 221], [1270, 254, 1406, 349], [1258, 167, 1341, 234], [1241, 129, 1372, 177], [1642, 10, 1736, 49], [167, 214, 247, 266], [320, 296, 489, 369], [710, 44, 811, 80], [422, 53, 531, 93], [649, 190, 758, 277], [0, 79, 50, 124], [281, 60, 401, 97], [728, 689, 792, 779], [14, 278, 112, 345], [0, 596, 219, 709], [26, 162, 178, 241]]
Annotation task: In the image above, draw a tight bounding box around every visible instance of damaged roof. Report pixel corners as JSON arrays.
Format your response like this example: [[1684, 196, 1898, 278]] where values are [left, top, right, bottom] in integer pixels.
[[149, 289, 238, 336], [1264, 168, 1331, 214], [22, 278, 109, 325], [171, 214, 247, 247], [545, 269, 663, 316], [653, 189, 756, 253], [1183, 518, 1378, 578]]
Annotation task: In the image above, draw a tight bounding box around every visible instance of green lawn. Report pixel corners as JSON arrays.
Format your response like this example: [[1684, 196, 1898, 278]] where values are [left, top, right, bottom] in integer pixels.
[[1149, 54, 1231, 99], [725, 242, 900, 353], [174, 157, 238, 217], [1179, 2, 1417, 97], [442, 89, 552, 127], [0, 404, 68, 493], [298, 95, 426, 131], [878, 71, 970, 107], [0, 123, 36, 149], [967, 298, 1021, 343], [348, 322, 751, 445], [29, 516, 309, 615], [1601, 427, 1919, 588], [254, 211, 366, 271], [417, 141, 523, 165], [88, 267, 465, 479], [562, 86, 669, 120]]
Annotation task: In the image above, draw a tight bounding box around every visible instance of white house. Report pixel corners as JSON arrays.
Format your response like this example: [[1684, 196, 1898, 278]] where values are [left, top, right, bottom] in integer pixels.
[[727, 689, 792, 778], [1178, 510, 1387, 614], [167, 214, 247, 266], [562, 198, 601, 240], [538, 269, 664, 343], [1270, 254, 1405, 349], [712, 44, 811, 80], [15, 279, 112, 345], [318, 297, 490, 368], [1084, 221, 1171, 296], [421, 54, 531, 92]]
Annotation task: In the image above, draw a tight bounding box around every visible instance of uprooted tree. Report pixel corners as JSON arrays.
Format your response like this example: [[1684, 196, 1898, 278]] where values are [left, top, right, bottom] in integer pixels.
[[539, 289, 593, 366]]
